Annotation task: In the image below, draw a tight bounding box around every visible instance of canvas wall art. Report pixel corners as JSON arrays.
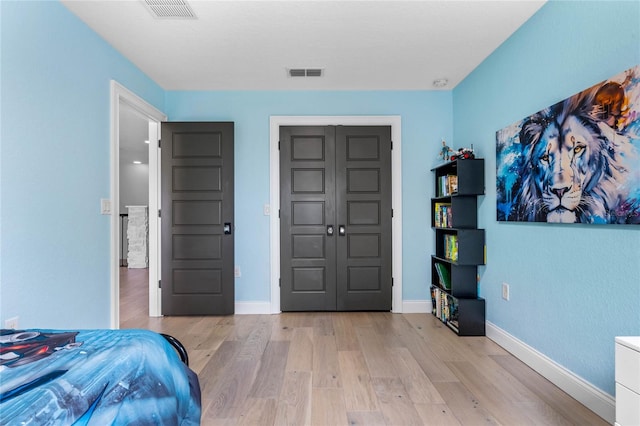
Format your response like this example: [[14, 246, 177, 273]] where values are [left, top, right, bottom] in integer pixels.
[[496, 65, 640, 224]]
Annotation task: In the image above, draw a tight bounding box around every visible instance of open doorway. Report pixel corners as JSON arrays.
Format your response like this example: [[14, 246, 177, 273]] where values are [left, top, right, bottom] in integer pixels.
[[118, 103, 150, 325], [110, 81, 166, 328]]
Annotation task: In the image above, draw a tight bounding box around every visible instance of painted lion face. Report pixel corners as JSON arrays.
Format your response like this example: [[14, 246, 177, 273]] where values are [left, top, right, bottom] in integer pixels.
[[529, 115, 596, 222], [515, 90, 632, 223]]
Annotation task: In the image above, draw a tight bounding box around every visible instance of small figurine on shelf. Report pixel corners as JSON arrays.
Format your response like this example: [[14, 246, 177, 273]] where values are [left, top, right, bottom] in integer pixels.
[[450, 145, 475, 161], [439, 139, 454, 161]]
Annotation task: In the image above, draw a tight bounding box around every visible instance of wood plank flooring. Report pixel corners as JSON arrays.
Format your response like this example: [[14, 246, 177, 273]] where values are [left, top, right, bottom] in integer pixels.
[[119, 268, 607, 425]]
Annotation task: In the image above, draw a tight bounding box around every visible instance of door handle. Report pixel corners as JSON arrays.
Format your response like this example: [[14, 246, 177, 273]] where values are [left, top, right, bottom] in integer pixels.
[[339, 225, 346, 236], [224, 222, 232, 235], [327, 225, 334, 236]]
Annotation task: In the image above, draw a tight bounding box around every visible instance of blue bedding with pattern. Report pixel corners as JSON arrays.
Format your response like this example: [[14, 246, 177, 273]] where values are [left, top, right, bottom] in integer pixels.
[[0, 328, 201, 425]]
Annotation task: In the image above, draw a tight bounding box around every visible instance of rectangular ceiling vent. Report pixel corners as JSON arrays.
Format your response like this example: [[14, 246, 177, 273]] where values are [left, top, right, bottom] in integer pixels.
[[288, 68, 324, 78], [143, 0, 197, 19]]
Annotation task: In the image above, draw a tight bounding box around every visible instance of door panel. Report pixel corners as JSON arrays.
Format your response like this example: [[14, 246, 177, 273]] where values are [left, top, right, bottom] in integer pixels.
[[161, 122, 234, 315], [280, 125, 392, 311], [280, 126, 336, 311], [173, 166, 221, 191], [336, 126, 392, 311]]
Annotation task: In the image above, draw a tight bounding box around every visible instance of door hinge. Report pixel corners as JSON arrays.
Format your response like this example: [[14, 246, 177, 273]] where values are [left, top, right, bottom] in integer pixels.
[[158, 280, 161, 288], [158, 139, 161, 148], [391, 208, 394, 218], [158, 209, 161, 218], [279, 278, 281, 288], [278, 141, 281, 150], [391, 141, 393, 150], [278, 209, 281, 219], [391, 278, 394, 287]]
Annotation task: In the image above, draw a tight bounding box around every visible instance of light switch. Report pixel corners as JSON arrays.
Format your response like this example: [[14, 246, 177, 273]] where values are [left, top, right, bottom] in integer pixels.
[[101, 198, 112, 215]]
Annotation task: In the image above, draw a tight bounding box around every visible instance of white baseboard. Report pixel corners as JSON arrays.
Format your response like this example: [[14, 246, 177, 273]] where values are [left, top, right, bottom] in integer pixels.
[[402, 299, 430, 313], [236, 300, 433, 315], [486, 321, 615, 424], [235, 301, 271, 315], [237, 300, 432, 315]]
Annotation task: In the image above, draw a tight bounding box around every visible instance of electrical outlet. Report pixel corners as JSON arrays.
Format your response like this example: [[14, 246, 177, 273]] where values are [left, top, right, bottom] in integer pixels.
[[5, 316, 19, 329], [502, 282, 510, 301], [234, 267, 241, 278]]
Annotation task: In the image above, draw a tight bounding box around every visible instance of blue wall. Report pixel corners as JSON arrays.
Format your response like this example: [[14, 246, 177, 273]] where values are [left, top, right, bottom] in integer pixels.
[[0, 1, 454, 329], [453, 0, 640, 395], [0, 1, 164, 328], [166, 91, 453, 302]]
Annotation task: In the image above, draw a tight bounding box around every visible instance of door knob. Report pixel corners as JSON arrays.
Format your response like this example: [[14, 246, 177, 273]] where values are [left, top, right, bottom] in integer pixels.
[[327, 225, 334, 236], [339, 225, 346, 236], [224, 222, 232, 235]]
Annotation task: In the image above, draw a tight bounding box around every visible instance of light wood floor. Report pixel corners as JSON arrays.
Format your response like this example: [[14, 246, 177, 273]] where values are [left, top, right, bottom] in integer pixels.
[[119, 268, 607, 425]]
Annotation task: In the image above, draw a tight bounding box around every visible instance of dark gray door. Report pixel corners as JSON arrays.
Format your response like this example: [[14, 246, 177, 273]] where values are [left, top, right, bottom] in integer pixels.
[[335, 126, 392, 310], [280, 125, 392, 311], [161, 122, 234, 315], [279, 126, 337, 311]]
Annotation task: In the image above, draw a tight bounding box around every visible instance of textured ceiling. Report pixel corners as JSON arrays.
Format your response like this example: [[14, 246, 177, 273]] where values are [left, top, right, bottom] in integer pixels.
[[61, 0, 546, 91]]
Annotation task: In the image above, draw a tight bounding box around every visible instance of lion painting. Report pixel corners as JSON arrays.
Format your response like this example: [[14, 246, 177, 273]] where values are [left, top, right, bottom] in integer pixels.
[[497, 65, 640, 225]]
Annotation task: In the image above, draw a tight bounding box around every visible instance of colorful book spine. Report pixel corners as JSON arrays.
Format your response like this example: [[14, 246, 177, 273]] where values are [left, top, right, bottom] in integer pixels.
[[448, 175, 458, 194], [434, 262, 451, 290], [444, 234, 458, 261], [432, 285, 460, 328], [434, 203, 452, 228], [438, 175, 458, 197]]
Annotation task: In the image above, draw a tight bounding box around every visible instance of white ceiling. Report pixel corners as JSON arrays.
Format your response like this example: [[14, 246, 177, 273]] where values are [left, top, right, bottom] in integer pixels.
[[61, 0, 546, 91], [68, 0, 546, 162]]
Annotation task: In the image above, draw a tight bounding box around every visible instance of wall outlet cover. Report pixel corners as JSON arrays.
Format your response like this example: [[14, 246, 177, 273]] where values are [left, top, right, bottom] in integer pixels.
[[502, 283, 510, 301], [4, 316, 19, 329]]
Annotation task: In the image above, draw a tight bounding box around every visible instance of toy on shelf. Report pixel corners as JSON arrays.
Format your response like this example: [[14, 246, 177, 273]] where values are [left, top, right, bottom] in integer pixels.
[[450, 145, 475, 161], [439, 139, 454, 161]]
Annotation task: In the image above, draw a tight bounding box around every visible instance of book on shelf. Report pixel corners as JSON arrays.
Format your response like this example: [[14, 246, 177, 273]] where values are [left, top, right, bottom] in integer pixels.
[[431, 285, 460, 331], [444, 234, 458, 262], [431, 286, 452, 323], [433, 286, 442, 319], [437, 174, 459, 197], [433, 202, 452, 228], [431, 286, 438, 315], [449, 301, 459, 326], [434, 262, 451, 290], [448, 175, 458, 195]]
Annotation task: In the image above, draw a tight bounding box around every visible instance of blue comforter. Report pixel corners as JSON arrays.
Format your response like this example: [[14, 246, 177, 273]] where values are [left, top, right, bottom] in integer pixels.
[[0, 329, 201, 425]]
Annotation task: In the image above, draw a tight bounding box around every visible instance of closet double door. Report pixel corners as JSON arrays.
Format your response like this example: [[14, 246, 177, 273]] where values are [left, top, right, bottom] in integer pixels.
[[280, 125, 392, 311]]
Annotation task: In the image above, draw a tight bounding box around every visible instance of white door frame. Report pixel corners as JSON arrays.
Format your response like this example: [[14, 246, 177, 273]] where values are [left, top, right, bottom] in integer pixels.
[[110, 81, 166, 328], [269, 116, 403, 314]]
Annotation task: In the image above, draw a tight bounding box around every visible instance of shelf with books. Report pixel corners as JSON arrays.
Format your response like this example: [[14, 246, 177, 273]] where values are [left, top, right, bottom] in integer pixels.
[[430, 158, 485, 336], [431, 197, 478, 229], [436, 174, 458, 197], [431, 257, 478, 298], [431, 158, 484, 196], [431, 286, 485, 336], [434, 228, 485, 265]]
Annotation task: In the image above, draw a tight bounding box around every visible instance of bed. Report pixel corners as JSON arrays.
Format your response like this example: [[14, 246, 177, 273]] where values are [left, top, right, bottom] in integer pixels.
[[0, 328, 201, 425]]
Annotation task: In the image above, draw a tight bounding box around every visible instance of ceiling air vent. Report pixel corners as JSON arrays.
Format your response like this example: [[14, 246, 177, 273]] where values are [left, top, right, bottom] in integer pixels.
[[142, 0, 197, 19], [288, 68, 324, 78]]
